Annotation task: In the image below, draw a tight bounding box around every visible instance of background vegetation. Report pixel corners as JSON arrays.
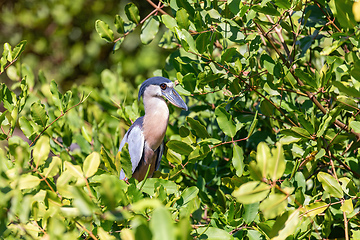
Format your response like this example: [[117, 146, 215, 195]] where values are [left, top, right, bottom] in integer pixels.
[[1, 0, 360, 239]]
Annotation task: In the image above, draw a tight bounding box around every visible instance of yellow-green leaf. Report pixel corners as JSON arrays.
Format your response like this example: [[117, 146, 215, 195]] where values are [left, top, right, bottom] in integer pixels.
[[259, 193, 287, 219], [83, 152, 100, 178], [233, 181, 270, 204], [317, 172, 343, 198], [95, 20, 114, 42], [33, 135, 50, 168], [232, 144, 244, 177]]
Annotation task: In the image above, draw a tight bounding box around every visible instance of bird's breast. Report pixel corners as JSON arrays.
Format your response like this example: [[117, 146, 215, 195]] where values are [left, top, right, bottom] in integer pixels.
[[143, 112, 168, 150], [143, 96, 169, 150]]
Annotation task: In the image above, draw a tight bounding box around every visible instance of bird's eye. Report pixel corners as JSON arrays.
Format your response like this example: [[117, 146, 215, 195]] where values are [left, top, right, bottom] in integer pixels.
[[160, 83, 167, 90]]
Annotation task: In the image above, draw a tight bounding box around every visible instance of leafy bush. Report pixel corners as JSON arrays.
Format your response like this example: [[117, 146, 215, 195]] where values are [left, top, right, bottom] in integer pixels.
[[1, 0, 360, 239]]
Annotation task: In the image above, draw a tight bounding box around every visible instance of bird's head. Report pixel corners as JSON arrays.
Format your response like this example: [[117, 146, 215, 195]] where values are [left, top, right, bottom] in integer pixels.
[[138, 77, 188, 111]]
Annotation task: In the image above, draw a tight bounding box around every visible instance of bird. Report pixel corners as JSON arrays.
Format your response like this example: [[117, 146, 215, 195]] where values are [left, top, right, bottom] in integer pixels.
[[119, 76, 188, 181]]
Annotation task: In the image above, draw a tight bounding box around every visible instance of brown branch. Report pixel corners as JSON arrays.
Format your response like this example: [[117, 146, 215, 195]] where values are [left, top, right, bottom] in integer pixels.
[[114, 1, 168, 43], [0, 57, 19, 76], [75, 221, 99, 240]]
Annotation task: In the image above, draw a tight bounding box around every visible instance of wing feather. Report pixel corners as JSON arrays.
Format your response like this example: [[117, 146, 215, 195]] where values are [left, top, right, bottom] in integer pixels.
[[154, 141, 164, 171], [119, 117, 145, 179]]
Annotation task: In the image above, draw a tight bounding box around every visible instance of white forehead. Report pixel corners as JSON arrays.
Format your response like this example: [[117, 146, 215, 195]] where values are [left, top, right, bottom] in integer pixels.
[[165, 82, 174, 88]]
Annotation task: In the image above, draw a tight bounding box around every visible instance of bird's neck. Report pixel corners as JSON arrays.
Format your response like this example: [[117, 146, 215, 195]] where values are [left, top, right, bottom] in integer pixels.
[[142, 95, 169, 150]]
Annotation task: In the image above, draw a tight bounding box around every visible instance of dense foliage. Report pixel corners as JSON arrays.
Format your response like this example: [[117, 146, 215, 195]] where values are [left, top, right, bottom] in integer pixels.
[[1, 0, 360, 239]]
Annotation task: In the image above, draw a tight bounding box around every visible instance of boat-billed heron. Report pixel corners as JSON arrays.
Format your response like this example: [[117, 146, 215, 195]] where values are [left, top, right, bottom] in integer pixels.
[[119, 77, 188, 181]]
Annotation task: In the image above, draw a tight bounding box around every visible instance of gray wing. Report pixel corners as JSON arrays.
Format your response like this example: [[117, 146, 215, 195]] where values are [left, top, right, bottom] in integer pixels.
[[154, 141, 164, 171], [119, 117, 144, 179]]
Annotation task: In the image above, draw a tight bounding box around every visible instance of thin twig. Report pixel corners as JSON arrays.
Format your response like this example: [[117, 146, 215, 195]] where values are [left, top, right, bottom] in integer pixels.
[[75, 221, 99, 240]]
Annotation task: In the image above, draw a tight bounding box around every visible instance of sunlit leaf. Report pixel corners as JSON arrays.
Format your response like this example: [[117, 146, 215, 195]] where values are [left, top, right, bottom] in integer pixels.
[[95, 20, 114, 42], [259, 193, 287, 219], [125, 3, 140, 24], [186, 117, 209, 139], [12, 40, 27, 60], [232, 144, 244, 177], [167, 140, 193, 155], [141, 16, 160, 44], [114, 14, 125, 34], [33, 135, 50, 168], [18, 174, 41, 190], [317, 172, 343, 198], [30, 101, 48, 127], [304, 201, 328, 217], [215, 106, 237, 138], [233, 181, 271, 204], [83, 152, 100, 178]]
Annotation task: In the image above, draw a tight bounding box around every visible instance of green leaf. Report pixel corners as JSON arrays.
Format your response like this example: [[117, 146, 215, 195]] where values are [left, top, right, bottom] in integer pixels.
[[95, 20, 114, 42], [232, 144, 244, 177], [19, 116, 34, 138], [150, 207, 175, 240], [215, 106, 237, 138], [247, 111, 258, 138], [341, 199, 353, 214], [141, 16, 160, 44], [194, 227, 234, 240], [268, 143, 285, 181], [304, 201, 328, 217], [317, 172, 343, 198], [182, 73, 196, 92], [166, 140, 193, 155], [271, 210, 300, 240], [140, 178, 178, 196], [18, 174, 41, 190], [33, 135, 50, 168], [114, 15, 125, 34], [101, 147, 118, 175], [166, 149, 182, 164], [188, 145, 210, 162], [332, 81, 360, 98], [81, 126, 92, 143], [233, 181, 271, 204], [329, 0, 356, 29], [351, 60, 360, 81], [289, 127, 312, 139], [12, 40, 27, 60], [316, 115, 332, 137], [274, 0, 291, 9], [243, 203, 259, 224], [176, 8, 190, 30], [30, 101, 48, 127], [195, 32, 211, 53], [83, 152, 100, 178], [162, 15, 177, 31], [350, 121, 360, 133], [252, 5, 280, 16], [174, 27, 197, 53], [294, 69, 317, 89], [125, 3, 140, 24], [179, 186, 199, 205], [259, 193, 287, 219], [43, 156, 61, 178], [256, 142, 270, 179], [339, 177, 357, 197], [65, 161, 84, 179], [186, 117, 209, 139]]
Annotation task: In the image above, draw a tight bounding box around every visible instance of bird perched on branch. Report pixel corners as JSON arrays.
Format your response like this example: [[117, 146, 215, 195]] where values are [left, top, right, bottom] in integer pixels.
[[119, 77, 188, 181]]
